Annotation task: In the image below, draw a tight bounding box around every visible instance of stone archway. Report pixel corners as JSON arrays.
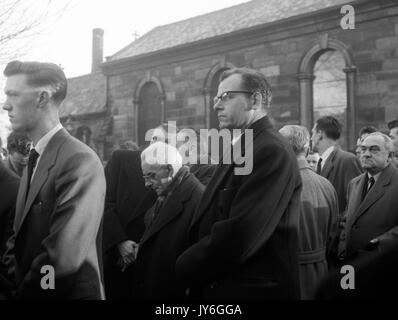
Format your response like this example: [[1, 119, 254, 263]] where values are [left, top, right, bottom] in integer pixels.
[[298, 34, 357, 149]]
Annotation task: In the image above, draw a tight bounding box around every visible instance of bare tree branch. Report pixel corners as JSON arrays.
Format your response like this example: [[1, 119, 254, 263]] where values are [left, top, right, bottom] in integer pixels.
[[0, 0, 73, 62]]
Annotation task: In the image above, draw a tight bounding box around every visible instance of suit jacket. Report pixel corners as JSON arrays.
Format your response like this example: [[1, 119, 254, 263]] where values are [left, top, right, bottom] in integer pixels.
[[176, 116, 302, 299], [5, 128, 106, 300], [338, 164, 398, 260], [102, 149, 156, 299], [0, 161, 19, 258], [133, 173, 204, 299], [297, 158, 339, 299], [320, 146, 363, 213], [2, 157, 23, 177]]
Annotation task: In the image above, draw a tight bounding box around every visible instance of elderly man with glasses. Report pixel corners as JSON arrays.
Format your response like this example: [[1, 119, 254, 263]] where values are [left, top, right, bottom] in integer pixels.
[[130, 141, 204, 299]]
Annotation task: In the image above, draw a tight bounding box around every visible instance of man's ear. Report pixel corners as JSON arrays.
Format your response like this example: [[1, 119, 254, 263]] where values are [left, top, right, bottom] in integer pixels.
[[251, 92, 262, 110], [38, 91, 50, 108], [167, 164, 174, 177]]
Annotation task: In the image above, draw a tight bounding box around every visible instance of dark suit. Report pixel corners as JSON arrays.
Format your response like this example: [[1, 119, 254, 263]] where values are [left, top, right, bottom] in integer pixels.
[[176, 116, 302, 299], [320, 146, 363, 213], [102, 150, 156, 299], [0, 162, 19, 299], [5, 128, 105, 299], [133, 173, 204, 299], [338, 164, 398, 260], [0, 162, 19, 258]]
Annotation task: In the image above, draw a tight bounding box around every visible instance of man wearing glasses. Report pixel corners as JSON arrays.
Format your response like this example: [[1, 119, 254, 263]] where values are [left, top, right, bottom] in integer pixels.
[[177, 67, 302, 299], [338, 132, 398, 262]]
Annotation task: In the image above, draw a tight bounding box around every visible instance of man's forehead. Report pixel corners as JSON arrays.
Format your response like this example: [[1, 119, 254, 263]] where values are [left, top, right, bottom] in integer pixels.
[[4, 74, 30, 91], [218, 74, 242, 92], [361, 135, 384, 147]]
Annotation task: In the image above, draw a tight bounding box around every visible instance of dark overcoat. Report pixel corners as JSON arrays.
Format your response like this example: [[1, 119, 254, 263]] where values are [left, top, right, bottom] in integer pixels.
[[133, 173, 204, 299], [176, 116, 302, 299]]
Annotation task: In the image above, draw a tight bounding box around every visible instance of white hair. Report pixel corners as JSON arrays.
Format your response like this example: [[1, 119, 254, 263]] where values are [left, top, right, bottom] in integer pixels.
[[141, 141, 183, 176], [279, 125, 310, 155]]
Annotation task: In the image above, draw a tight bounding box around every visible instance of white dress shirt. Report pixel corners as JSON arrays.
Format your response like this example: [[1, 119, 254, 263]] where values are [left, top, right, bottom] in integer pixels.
[[319, 145, 335, 170], [31, 123, 63, 179]]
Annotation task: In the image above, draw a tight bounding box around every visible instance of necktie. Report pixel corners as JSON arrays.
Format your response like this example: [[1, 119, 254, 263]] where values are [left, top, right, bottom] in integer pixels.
[[316, 158, 323, 174], [26, 148, 39, 199], [362, 176, 375, 201], [367, 176, 375, 193]]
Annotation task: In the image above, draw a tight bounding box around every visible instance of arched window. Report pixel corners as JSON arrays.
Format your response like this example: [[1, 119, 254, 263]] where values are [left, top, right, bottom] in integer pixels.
[[298, 36, 356, 150], [313, 50, 348, 149], [134, 76, 165, 146], [75, 126, 92, 146]]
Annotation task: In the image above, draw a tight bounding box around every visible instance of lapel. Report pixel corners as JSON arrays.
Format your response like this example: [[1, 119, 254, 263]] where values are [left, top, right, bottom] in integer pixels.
[[352, 165, 394, 224], [139, 175, 195, 246], [346, 174, 366, 226], [321, 146, 338, 178], [14, 129, 69, 237], [190, 116, 272, 227]]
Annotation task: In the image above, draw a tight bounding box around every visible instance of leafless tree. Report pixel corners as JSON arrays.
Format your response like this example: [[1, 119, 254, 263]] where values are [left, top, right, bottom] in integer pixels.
[[0, 0, 73, 64]]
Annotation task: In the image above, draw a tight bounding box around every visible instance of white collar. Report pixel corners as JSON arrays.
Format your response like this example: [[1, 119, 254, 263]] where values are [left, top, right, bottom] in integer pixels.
[[320, 145, 335, 163], [367, 171, 381, 183], [33, 123, 63, 156]]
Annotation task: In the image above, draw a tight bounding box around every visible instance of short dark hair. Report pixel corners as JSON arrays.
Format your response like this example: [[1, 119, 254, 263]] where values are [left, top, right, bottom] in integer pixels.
[[388, 119, 398, 130], [4, 60, 67, 105], [315, 116, 342, 141], [359, 126, 378, 137], [220, 67, 272, 109], [7, 131, 31, 155], [119, 140, 139, 151]]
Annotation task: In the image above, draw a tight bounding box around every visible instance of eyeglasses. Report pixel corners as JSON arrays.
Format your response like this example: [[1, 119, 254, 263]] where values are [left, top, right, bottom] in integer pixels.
[[213, 91, 252, 105]]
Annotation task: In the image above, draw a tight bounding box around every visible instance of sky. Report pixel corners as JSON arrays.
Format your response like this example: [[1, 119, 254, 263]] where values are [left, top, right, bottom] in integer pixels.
[[0, 0, 249, 145]]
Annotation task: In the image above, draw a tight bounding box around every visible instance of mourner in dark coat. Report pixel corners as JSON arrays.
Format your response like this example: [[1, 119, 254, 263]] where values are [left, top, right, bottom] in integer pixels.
[[176, 68, 302, 300], [338, 133, 398, 261], [102, 149, 156, 299], [279, 125, 339, 299], [0, 161, 19, 258], [132, 142, 204, 299]]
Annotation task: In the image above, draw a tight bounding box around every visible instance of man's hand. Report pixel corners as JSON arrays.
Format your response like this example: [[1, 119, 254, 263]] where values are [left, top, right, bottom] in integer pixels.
[[117, 240, 139, 271]]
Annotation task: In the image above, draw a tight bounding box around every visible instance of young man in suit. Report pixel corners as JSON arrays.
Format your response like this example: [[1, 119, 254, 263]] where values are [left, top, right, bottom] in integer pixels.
[[311, 116, 363, 214], [1, 61, 106, 299], [338, 132, 398, 261], [176, 68, 302, 299]]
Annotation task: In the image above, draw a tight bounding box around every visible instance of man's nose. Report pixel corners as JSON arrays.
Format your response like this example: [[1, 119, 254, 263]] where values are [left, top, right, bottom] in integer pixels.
[[2, 100, 11, 111], [145, 181, 152, 188], [213, 100, 222, 111]]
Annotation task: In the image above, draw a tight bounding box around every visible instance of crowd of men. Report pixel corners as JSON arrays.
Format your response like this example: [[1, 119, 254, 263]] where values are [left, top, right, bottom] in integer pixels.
[[0, 60, 398, 300]]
